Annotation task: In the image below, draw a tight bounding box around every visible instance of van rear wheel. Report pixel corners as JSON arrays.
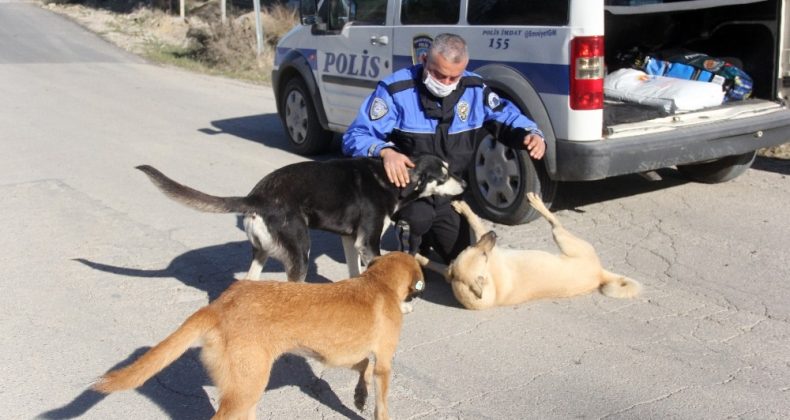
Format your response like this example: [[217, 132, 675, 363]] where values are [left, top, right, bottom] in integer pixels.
[[281, 78, 332, 155], [469, 133, 557, 225], [676, 151, 756, 183]]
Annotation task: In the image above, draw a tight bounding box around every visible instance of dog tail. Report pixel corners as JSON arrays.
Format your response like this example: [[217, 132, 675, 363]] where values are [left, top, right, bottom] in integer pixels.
[[600, 270, 642, 299], [93, 307, 217, 393], [136, 165, 253, 213]]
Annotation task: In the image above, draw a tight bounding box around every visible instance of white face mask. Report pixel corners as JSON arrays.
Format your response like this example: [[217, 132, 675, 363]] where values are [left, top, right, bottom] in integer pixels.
[[423, 71, 458, 98]]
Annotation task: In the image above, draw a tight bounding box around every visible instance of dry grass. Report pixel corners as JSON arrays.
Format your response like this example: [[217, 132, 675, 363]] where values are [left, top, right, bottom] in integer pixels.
[[757, 143, 790, 159], [260, 4, 299, 45], [184, 5, 297, 82], [44, 0, 298, 85]]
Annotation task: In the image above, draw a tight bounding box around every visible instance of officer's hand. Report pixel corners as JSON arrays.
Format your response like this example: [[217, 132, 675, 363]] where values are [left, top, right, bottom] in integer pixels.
[[381, 148, 414, 188], [523, 133, 545, 160]]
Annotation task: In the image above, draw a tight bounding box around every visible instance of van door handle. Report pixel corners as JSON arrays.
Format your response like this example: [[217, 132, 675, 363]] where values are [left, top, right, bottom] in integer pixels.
[[370, 35, 389, 46]]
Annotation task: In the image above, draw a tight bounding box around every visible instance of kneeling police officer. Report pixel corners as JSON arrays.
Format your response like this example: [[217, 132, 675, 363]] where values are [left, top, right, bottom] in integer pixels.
[[342, 33, 546, 263]]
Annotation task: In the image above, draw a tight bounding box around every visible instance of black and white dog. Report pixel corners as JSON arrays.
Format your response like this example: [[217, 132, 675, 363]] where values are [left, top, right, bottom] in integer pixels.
[[136, 156, 465, 281]]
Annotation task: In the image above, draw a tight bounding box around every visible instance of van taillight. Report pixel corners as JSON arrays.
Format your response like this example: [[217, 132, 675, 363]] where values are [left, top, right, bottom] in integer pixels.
[[570, 36, 604, 110]]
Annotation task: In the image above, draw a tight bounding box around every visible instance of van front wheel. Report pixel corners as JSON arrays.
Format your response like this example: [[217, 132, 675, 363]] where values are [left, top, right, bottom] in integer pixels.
[[676, 151, 756, 183], [469, 133, 557, 225], [281, 78, 332, 155]]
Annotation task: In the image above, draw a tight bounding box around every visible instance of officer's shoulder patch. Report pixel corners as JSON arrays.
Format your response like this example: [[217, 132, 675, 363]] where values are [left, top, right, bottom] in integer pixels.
[[487, 91, 502, 109], [369, 97, 388, 120]]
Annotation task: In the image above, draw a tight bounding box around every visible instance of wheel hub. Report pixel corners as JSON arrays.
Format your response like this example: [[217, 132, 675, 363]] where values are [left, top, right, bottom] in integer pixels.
[[474, 136, 521, 209], [487, 163, 505, 186], [284, 90, 308, 145]]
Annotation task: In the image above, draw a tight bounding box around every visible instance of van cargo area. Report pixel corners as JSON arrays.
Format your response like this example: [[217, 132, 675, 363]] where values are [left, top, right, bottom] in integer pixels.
[[602, 0, 783, 129]]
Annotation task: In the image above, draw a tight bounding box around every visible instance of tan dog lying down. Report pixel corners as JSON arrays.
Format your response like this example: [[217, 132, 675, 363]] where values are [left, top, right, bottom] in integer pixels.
[[416, 193, 641, 310], [93, 252, 425, 420]]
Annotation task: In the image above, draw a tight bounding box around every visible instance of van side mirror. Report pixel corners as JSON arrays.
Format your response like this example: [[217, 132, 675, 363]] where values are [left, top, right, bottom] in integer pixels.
[[302, 15, 318, 25], [299, 0, 318, 25]]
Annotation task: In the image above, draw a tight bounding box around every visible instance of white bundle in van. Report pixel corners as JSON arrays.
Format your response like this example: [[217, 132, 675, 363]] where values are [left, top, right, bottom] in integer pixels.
[[604, 68, 725, 113]]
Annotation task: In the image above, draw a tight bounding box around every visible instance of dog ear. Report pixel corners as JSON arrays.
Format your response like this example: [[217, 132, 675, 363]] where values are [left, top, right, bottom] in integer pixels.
[[400, 169, 424, 198], [476, 231, 497, 253], [469, 276, 487, 299]]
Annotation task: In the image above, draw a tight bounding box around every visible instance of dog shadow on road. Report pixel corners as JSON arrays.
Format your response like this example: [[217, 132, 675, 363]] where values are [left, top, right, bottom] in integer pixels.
[[39, 349, 365, 420], [416, 269, 464, 309], [379, 229, 462, 309], [201, 113, 344, 158], [200, 114, 289, 151], [73, 217, 348, 301]]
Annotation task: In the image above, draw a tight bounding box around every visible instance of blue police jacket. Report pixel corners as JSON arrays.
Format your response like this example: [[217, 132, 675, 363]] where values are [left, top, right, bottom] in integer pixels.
[[342, 64, 543, 177]]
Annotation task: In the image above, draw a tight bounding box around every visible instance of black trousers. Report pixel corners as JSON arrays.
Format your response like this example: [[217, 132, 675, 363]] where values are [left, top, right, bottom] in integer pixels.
[[394, 197, 471, 263]]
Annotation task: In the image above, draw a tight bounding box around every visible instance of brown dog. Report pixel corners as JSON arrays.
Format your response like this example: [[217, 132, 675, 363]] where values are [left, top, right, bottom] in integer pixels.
[[93, 252, 425, 420], [416, 193, 641, 310]]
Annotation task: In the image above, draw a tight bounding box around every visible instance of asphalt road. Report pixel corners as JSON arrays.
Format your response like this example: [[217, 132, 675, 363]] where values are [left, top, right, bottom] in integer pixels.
[[2, 1, 789, 419]]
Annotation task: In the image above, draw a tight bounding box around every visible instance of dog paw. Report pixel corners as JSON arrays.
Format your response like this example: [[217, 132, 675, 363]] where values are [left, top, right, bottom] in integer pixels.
[[400, 302, 414, 314], [354, 385, 368, 411], [527, 193, 545, 209], [450, 200, 470, 214], [414, 253, 429, 266]]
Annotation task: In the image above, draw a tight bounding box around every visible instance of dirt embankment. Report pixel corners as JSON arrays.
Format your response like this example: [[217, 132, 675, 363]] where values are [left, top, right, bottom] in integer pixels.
[[43, 0, 297, 84]]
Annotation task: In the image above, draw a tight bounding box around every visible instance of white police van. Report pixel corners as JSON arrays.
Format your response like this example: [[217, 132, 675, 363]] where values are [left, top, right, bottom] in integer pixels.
[[273, 0, 790, 224]]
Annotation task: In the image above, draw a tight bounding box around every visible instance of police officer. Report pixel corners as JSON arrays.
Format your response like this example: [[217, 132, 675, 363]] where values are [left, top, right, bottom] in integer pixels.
[[342, 33, 545, 263]]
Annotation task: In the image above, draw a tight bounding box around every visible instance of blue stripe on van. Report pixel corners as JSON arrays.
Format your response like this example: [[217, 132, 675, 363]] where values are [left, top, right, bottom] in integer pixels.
[[393, 55, 569, 96], [276, 48, 317, 69]]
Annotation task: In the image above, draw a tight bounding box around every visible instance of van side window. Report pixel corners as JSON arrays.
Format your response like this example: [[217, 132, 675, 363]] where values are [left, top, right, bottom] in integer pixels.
[[353, 0, 387, 25], [401, 0, 460, 25], [467, 0, 569, 26], [317, 0, 352, 31], [316, 0, 386, 31]]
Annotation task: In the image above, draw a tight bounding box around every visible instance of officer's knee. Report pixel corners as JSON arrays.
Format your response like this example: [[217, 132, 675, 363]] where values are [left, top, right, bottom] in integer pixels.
[[397, 215, 432, 236]]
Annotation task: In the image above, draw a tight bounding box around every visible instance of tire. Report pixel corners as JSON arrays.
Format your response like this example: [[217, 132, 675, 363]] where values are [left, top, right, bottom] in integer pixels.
[[280, 77, 333, 155], [469, 132, 558, 225], [676, 151, 756, 183]]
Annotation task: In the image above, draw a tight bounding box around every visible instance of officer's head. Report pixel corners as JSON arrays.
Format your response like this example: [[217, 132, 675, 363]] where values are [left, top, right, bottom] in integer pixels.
[[422, 33, 468, 97]]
